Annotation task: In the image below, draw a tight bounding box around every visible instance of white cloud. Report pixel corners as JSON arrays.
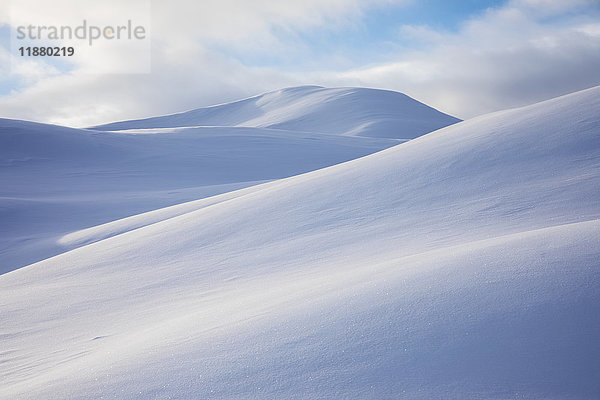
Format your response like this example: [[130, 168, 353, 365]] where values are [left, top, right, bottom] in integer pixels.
[[0, 0, 598, 125], [0, 0, 401, 126], [320, 1, 600, 118], [0, 47, 298, 126]]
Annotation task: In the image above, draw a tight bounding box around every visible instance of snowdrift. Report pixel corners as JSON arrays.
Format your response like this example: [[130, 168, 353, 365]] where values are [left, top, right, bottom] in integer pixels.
[[2, 89, 419, 271], [90, 85, 461, 139], [1, 87, 599, 399]]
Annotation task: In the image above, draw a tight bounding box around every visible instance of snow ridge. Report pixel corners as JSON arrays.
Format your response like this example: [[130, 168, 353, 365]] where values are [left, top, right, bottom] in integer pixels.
[[1, 86, 598, 399], [90, 86, 461, 139]]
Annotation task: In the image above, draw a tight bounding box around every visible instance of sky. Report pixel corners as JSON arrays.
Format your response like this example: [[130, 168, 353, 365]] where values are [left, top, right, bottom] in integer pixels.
[[0, 0, 599, 127]]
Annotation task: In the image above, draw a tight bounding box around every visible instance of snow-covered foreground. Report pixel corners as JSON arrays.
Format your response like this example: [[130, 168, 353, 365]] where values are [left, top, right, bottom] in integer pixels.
[[2, 86, 456, 272], [1, 86, 599, 399]]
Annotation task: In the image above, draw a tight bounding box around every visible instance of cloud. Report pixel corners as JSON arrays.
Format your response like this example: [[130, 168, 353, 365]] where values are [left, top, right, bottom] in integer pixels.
[[0, 0, 400, 126], [510, 0, 596, 16], [0, 47, 298, 126], [322, 1, 600, 118], [0, 0, 599, 125]]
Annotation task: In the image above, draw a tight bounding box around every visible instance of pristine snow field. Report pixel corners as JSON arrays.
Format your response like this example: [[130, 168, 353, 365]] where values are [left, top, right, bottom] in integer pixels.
[[91, 85, 461, 138], [1, 86, 458, 272], [1, 86, 599, 399]]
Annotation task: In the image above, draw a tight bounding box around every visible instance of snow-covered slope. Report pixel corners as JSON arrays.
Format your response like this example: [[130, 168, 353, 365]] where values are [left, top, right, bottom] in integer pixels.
[[1, 86, 458, 272], [90, 86, 461, 139], [1, 87, 598, 399], [0, 117, 401, 272]]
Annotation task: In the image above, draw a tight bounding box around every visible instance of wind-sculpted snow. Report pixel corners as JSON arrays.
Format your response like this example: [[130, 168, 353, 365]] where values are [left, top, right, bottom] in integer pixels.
[[91, 86, 461, 139], [0, 120, 400, 272], [1, 86, 599, 399], [1, 87, 459, 271]]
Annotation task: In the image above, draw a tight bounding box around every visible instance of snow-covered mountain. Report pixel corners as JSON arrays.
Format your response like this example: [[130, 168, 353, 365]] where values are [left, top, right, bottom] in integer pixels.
[[90, 85, 461, 139], [1, 86, 460, 272], [1, 86, 598, 399]]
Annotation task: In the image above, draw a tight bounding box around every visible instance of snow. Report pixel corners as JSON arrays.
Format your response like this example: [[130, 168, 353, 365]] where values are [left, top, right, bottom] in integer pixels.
[[90, 85, 461, 139], [4, 86, 454, 271], [1, 86, 599, 399]]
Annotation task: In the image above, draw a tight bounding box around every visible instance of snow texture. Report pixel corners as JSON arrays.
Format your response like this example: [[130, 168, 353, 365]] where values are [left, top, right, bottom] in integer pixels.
[[90, 85, 461, 139], [0, 86, 599, 399], [2, 86, 459, 272]]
